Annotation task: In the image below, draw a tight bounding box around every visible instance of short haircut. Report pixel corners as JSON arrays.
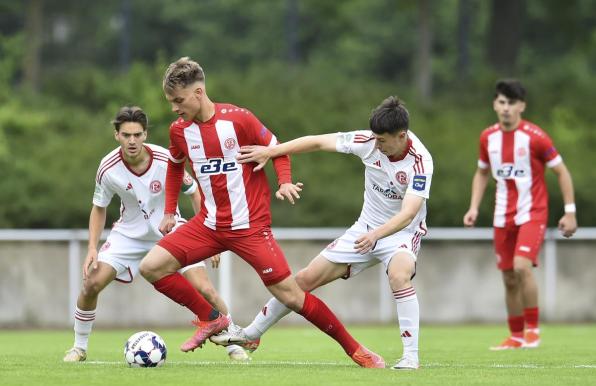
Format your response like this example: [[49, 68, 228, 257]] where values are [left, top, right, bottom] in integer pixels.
[[495, 79, 526, 101], [369, 96, 409, 134], [163, 57, 205, 93], [112, 106, 148, 132]]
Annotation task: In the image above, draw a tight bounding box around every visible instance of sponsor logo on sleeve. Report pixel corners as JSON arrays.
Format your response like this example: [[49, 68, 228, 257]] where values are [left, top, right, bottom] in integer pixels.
[[412, 175, 426, 191], [260, 126, 268, 138]]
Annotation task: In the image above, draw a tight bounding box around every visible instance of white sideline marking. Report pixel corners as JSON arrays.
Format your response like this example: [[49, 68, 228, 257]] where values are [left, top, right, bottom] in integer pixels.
[[85, 360, 596, 369]]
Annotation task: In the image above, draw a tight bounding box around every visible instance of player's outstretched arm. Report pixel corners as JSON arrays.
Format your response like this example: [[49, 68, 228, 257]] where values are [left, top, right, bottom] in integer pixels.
[[237, 133, 339, 171], [83, 205, 107, 279], [463, 167, 490, 227], [551, 162, 578, 238], [354, 194, 424, 254]]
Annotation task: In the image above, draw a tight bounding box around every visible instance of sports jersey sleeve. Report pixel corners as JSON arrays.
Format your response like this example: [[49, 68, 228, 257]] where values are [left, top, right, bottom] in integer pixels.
[[245, 110, 292, 185], [536, 132, 562, 168], [406, 154, 433, 199], [93, 172, 114, 207], [181, 171, 198, 195], [165, 126, 186, 214], [478, 131, 490, 169], [335, 130, 376, 159]]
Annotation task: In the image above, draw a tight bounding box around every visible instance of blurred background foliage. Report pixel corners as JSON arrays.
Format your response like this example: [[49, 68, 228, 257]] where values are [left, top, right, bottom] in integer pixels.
[[0, 0, 595, 228]]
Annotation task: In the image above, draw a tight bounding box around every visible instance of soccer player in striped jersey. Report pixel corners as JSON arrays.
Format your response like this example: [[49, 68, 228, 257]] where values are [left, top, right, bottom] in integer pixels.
[[216, 96, 433, 370], [463, 79, 577, 350], [139, 57, 384, 368], [64, 106, 248, 362]]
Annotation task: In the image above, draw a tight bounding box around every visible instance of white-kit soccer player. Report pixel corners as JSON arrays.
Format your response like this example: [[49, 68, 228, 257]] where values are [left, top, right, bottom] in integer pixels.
[[213, 96, 433, 370], [63, 106, 248, 362]]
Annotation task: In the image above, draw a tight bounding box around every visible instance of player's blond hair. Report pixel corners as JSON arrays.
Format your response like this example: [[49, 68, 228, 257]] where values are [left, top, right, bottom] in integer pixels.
[[163, 57, 205, 93]]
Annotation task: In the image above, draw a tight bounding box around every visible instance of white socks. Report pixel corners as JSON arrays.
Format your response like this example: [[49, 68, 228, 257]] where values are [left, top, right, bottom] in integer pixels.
[[393, 287, 419, 361], [73, 307, 96, 351], [244, 297, 292, 340]]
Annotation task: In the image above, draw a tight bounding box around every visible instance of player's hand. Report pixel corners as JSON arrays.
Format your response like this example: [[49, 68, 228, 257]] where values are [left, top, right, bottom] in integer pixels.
[[354, 231, 379, 254], [275, 182, 303, 205], [159, 214, 177, 235], [463, 208, 478, 227], [82, 249, 98, 279], [237, 145, 271, 171], [558, 213, 577, 238], [210, 253, 221, 269]]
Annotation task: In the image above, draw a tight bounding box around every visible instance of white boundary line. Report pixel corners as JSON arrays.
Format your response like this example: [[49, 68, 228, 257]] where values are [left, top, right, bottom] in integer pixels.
[[84, 360, 596, 369]]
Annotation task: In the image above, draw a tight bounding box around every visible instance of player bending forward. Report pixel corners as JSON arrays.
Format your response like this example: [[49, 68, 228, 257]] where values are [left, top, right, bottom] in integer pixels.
[[213, 96, 432, 370], [64, 106, 248, 362]]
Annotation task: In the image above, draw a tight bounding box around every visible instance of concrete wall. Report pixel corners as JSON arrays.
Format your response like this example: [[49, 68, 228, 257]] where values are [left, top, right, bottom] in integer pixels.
[[1, 237, 595, 328]]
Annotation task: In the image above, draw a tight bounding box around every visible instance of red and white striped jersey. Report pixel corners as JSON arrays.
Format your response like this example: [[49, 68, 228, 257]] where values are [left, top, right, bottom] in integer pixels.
[[93, 144, 196, 241], [478, 120, 562, 227], [335, 130, 433, 233], [166, 103, 292, 230]]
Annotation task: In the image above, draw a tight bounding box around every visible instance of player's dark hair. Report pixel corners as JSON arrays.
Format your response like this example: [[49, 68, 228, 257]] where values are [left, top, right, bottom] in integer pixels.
[[163, 57, 205, 93], [369, 96, 409, 134], [112, 106, 148, 132], [495, 79, 526, 101]]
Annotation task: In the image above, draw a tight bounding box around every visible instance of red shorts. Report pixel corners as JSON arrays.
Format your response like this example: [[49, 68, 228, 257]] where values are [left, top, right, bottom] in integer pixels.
[[493, 221, 547, 271], [158, 217, 291, 286]]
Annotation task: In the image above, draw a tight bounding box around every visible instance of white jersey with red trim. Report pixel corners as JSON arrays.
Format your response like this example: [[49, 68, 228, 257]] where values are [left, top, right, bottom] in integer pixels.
[[478, 120, 562, 227], [335, 130, 433, 233], [93, 144, 196, 242]]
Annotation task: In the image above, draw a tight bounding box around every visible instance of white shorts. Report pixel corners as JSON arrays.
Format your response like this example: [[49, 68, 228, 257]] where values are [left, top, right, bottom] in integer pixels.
[[320, 221, 424, 279], [98, 231, 205, 283]]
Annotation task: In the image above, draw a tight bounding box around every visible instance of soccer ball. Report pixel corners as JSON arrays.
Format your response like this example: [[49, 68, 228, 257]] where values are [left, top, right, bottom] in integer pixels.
[[124, 331, 167, 367]]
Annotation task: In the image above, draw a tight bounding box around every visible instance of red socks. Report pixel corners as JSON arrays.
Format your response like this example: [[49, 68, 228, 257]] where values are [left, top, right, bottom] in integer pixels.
[[298, 292, 360, 356], [524, 307, 539, 330], [153, 273, 218, 321], [508, 315, 524, 338]]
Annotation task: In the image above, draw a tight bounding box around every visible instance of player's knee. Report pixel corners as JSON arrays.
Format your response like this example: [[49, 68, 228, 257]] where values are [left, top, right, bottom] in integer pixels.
[[139, 259, 160, 281], [502, 272, 519, 290], [82, 278, 103, 297], [388, 270, 411, 289], [294, 271, 315, 292]]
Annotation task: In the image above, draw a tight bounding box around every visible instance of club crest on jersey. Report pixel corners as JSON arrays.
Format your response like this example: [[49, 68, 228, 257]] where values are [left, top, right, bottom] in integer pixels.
[[412, 175, 426, 191], [516, 147, 527, 157], [224, 138, 237, 150], [150, 180, 162, 193], [395, 171, 408, 185]]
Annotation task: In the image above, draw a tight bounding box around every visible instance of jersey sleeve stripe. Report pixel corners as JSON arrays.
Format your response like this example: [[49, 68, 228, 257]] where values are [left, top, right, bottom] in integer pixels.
[[96, 156, 122, 184], [546, 155, 562, 168]]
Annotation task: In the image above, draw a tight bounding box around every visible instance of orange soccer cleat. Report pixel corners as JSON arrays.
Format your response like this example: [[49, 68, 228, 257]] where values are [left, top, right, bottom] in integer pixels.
[[489, 336, 524, 351], [523, 329, 540, 348], [180, 314, 230, 352], [350, 345, 386, 368]]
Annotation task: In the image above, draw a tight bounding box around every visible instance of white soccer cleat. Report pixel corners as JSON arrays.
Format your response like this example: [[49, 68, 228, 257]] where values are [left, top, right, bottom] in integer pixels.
[[209, 324, 261, 353], [63, 347, 87, 362], [227, 345, 250, 361], [391, 356, 419, 370]]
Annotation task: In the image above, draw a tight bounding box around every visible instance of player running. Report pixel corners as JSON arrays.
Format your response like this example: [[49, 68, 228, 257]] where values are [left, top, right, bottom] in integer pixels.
[[212, 96, 432, 370], [64, 106, 248, 362], [463, 79, 577, 350]]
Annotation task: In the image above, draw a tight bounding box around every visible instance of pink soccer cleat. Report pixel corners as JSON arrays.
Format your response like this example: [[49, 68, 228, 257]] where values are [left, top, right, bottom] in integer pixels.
[[350, 345, 385, 368], [180, 314, 230, 352]]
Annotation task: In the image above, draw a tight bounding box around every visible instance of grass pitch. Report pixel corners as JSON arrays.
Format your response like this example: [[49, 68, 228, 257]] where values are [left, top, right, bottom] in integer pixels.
[[1, 324, 595, 386]]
